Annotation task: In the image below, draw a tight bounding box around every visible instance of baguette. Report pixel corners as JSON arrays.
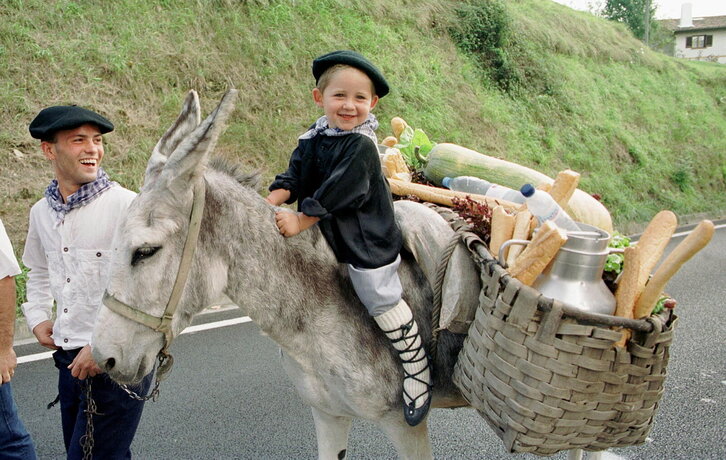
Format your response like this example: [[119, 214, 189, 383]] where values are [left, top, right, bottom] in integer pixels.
[[388, 179, 457, 207], [506, 210, 534, 267], [381, 136, 398, 148], [509, 221, 567, 286], [536, 183, 552, 193], [382, 149, 409, 179], [391, 117, 408, 140], [633, 220, 715, 318], [489, 206, 515, 257], [613, 246, 642, 347], [634, 210, 678, 289], [550, 169, 580, 208], [387, 179, 521, 213]]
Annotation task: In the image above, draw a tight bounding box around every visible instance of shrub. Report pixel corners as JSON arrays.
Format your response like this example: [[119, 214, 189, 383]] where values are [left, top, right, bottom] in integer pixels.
[[448, 0, 520, 91]]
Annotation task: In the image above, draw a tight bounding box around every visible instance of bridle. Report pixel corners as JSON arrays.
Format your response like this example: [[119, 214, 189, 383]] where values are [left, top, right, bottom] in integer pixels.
[[102, 178, 206, 394]]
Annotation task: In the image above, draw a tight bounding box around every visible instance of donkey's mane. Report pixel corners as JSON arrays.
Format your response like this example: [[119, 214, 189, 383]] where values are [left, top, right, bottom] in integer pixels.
[[208, 156, 262, 190]]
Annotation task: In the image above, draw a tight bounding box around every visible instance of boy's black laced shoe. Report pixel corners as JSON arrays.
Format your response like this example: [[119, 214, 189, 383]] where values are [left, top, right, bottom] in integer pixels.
[[374, 301, 434, 427], [401, 350, 432, 426]]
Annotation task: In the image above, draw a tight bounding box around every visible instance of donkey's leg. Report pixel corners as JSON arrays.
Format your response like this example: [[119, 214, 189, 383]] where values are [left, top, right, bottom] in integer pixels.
[[311, 407, 352, 460], [379, 417, 433, 460]]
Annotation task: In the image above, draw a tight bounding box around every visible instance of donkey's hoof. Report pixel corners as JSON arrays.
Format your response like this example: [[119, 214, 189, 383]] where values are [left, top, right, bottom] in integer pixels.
[[404, 394, 431, 426]]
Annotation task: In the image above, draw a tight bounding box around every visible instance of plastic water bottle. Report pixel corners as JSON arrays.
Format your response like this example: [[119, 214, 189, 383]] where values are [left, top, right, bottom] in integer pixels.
[[520, 183, 581, 232], [442, 176, 525, 204]]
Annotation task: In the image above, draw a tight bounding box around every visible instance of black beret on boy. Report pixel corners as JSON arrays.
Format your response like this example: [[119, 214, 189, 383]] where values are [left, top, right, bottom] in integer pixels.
[[29, 105, 114, 140], [312, 50, 390, 98]]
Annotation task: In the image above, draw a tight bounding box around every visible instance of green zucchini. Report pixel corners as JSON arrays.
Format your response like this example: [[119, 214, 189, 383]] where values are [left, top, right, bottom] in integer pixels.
[[420, 143, 613, 233]]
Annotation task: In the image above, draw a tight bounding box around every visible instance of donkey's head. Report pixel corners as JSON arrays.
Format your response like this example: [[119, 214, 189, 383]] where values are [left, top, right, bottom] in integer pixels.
[[92, 89, 237, 384]]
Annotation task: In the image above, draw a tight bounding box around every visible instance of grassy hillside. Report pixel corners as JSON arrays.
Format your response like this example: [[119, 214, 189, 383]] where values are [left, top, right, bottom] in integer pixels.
[[1, 0, 725, 256]]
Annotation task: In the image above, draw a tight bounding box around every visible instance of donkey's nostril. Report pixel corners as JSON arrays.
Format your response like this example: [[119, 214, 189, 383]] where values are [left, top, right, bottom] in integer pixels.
[[105, 357, 116, 370]]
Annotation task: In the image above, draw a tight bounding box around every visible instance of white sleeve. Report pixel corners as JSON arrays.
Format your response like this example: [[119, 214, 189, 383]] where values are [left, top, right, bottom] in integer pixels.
[[0, 219, 21, 279], [20, 212, 54, 332]]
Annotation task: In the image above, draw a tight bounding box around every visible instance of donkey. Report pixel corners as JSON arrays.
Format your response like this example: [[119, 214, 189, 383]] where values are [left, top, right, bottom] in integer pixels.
[[91, 89, 469, 459]]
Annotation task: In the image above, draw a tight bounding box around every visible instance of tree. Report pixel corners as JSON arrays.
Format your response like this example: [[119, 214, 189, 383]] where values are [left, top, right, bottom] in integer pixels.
[[602, 0, 657, 42]]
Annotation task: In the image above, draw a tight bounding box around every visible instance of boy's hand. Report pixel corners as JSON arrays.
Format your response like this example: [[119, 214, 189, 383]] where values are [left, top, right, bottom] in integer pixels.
[[275, 211, 302, 237], [266, 188, 291, 206]]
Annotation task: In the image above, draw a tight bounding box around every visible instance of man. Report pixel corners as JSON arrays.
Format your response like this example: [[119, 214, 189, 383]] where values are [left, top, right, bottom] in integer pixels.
[[22, 105, 151, 459], [0, 218, 37, 460]]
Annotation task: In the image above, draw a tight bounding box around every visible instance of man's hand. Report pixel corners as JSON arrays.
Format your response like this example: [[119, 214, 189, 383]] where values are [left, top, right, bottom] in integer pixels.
[[68, 344, 102, 380], [32, 320, 59, 350], [275, 211, 302, 237], [0, 347, 17, 384]]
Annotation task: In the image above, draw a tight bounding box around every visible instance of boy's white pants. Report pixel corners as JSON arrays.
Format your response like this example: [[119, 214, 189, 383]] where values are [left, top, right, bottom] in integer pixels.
[[347, 255, 402, 316]]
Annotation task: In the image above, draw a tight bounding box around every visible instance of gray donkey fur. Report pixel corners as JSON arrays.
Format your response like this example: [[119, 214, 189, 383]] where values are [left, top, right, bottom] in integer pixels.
[[92, 90, 468, 459]]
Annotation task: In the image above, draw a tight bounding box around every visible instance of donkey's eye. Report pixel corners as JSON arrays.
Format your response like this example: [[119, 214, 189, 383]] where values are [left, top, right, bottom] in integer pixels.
[[131, 246, 161, 266]]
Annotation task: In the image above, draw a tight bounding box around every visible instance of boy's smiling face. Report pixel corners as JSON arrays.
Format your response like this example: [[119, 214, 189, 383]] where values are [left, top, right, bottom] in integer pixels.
[[313, 66, 379, 131]]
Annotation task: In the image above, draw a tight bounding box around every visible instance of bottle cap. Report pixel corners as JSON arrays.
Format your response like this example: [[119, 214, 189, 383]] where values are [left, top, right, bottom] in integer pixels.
[[520, 183, 535, 197], [442, 177, 452, 189]]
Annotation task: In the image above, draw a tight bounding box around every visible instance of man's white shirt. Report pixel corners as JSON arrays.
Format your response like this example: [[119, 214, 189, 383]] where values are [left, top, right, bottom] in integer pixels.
[[21, 185, 136, 349]]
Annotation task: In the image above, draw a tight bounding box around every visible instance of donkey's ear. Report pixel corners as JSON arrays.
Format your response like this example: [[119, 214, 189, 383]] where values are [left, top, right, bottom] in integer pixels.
[[143, 90, 201, 189], [157, 89, 238, 194]]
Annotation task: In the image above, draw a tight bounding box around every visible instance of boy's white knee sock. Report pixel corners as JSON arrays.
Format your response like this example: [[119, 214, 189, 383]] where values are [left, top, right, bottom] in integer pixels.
[[374, 300, 431, 410]]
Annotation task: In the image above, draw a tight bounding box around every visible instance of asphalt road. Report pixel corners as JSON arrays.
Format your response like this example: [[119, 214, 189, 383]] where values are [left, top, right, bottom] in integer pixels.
[[11, 224, 725, 459]]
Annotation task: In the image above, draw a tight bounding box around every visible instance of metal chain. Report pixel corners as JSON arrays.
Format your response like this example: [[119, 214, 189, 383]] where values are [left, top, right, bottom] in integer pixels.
[[119, 351, 173, 402], [80, 379, 102, 460], [120, 379, 161, 402]]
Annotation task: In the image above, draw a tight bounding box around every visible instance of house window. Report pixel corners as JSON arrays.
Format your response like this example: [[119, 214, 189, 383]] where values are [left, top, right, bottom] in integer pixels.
[[686, 35, 713, 49]]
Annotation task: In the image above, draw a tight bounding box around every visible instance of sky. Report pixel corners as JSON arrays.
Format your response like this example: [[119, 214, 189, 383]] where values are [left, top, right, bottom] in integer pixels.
[[552, 0, 726, 19]]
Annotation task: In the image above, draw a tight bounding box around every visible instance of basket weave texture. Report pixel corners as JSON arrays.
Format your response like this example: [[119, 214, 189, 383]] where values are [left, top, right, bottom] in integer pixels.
[[452, 234, 677, 456]]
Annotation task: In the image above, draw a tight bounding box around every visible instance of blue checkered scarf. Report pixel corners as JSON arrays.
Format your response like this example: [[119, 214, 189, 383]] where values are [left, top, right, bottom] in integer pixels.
[[299, 114, 379, 145], [45, 168, 115, 224]]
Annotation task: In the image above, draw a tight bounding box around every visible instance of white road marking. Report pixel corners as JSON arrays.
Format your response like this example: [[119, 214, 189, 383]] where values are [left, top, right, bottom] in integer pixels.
[[632, 222, 725, 242], [16, 316, 252, 365]]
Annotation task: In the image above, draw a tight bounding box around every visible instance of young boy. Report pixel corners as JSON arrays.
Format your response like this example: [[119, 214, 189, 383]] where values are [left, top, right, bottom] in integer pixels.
[[266, 50, 432, 426]]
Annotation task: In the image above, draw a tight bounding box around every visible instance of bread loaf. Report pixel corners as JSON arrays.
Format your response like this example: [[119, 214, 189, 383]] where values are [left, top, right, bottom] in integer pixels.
[[506, 210, 534, 267], [613, 246, 642, 347], [489, 206, 515, 257], [634, 220, 714, 318], [387, 179, 521, 213], [381, 136, 398, 148], [509, 221, 567, 286], [634, 210, 678, 289], [550, 169, 580, 208], [382, 149, 409, 179]]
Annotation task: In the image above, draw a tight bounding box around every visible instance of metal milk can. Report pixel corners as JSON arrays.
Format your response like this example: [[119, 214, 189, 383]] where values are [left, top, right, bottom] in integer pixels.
[[532, 223, 616, 315]]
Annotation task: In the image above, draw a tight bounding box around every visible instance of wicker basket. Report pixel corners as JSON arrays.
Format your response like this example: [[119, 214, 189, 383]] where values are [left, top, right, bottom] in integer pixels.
[[452, 231, 677, 456]]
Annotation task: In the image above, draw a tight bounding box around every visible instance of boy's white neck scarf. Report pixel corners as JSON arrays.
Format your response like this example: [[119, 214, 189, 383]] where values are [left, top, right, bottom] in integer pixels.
[[299, 114, 379, 145]]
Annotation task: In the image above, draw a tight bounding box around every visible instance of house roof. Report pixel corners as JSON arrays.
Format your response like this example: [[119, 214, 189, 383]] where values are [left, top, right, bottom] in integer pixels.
[[659, 15, 726, 33]]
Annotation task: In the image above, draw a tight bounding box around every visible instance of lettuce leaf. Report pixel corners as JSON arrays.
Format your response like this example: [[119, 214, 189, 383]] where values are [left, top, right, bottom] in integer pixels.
[[395, 127, 434, 169], [604, 233, 631, 274]]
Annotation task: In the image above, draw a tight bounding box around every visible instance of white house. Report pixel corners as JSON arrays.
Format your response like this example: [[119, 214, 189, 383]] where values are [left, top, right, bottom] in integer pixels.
[[659, 4, 726, 64]]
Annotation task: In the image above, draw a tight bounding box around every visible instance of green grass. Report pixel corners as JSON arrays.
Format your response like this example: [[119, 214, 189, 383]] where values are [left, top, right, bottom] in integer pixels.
[[2, 0, 725, 312], [13, 261, 28, 318]]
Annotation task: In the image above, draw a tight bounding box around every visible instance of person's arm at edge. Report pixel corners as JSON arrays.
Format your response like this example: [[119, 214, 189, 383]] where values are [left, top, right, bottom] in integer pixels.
[[0, 275, 17, 384]]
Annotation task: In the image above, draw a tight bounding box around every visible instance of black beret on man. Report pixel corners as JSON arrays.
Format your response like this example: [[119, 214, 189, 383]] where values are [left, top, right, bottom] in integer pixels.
[[29, 105, 114, 140], [312, 50, 390, 98]]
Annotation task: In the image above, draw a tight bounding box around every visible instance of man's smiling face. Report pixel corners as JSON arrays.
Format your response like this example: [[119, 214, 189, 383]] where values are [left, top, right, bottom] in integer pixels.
[[42, 123, 105, 200]]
